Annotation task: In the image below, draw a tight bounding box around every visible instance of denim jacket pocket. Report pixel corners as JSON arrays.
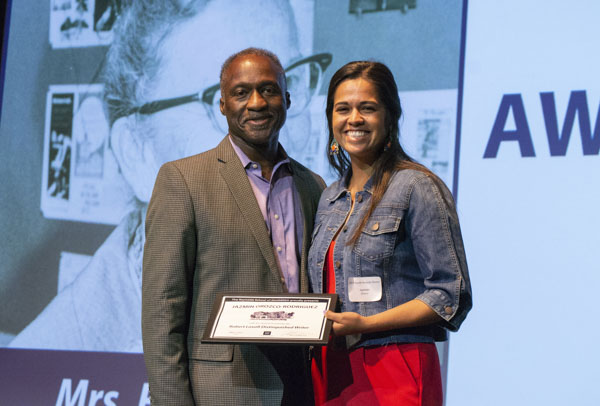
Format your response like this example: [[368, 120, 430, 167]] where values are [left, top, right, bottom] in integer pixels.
[[353, 212, 404, 262]]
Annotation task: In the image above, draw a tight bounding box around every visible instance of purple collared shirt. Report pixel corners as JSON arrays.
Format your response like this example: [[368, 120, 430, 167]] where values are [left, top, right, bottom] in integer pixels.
[[229, 137, 303, 293]]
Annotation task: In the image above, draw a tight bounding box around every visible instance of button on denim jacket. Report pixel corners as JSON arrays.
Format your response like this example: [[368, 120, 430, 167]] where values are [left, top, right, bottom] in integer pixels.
[[308, 169, 472, 348]]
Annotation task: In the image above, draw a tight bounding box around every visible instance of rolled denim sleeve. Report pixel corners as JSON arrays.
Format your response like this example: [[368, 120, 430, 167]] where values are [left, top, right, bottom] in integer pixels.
[[406, 175, 472, 331]]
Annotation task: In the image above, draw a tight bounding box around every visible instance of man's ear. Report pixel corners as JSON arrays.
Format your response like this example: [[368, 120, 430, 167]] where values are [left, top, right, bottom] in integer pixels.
[[219, 96, 225, 115], [109, 116, 159, 203], [285, 91, 291, 110]]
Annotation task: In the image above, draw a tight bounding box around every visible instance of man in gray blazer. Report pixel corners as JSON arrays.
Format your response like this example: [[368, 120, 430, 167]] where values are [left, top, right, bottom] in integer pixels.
[[142, 48, 325, 405]]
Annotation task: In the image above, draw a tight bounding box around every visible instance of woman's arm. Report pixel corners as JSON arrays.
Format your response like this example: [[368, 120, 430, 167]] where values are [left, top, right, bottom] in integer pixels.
[[326, 299, 442, 336]]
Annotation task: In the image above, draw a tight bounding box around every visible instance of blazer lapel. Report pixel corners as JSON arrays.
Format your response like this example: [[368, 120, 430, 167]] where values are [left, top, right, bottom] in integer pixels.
[[215, 138, 283, 289]]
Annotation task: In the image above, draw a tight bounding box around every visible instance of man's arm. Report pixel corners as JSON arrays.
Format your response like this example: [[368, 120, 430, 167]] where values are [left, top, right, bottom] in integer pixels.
[[142, 162, 197, 405]]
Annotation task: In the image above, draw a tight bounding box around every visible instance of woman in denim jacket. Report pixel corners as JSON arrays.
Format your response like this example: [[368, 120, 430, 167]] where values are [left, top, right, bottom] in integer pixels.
[[308, 61, 472, 406]]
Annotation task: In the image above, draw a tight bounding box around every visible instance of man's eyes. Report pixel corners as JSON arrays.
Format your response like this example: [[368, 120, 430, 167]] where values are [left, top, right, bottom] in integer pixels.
[[262, 87, 275, 94], [231, 86, 279, 98], [233, 89, 248, 97]]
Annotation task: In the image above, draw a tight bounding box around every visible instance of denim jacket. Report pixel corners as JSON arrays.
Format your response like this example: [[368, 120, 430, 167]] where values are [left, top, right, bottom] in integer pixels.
[[308, 169, 472, 348]]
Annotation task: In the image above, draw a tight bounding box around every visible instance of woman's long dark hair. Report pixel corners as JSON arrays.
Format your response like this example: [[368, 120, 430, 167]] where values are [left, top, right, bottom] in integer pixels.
[[325, 61, 442, 245]]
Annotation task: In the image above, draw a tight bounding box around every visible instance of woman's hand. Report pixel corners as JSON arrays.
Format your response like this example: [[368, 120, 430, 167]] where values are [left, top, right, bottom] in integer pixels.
[[325, 310, 371, 336]]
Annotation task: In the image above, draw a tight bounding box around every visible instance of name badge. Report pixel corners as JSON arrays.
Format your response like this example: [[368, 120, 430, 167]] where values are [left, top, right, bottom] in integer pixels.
[[348, 277, 382, 302]]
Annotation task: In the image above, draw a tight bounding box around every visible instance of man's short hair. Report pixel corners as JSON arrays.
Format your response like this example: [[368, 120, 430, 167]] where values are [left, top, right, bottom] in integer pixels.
[[219, 48, 286, 91]]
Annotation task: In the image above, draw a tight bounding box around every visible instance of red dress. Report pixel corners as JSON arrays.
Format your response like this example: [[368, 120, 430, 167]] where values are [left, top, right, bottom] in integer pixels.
[[311, 241, 443, 406]]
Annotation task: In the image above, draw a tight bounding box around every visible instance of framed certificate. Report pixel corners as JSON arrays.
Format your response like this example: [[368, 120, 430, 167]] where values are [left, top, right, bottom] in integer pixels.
[[202, 293, 338, 345]]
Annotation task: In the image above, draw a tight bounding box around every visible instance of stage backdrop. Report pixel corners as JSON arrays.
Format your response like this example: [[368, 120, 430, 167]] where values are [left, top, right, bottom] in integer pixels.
[[0, 0, 464, 404], [447, 1, 600, 405]]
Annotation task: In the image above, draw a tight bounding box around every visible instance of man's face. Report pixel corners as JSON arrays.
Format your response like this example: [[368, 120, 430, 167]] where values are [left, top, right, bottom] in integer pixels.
[[219, 55, 290, 150]]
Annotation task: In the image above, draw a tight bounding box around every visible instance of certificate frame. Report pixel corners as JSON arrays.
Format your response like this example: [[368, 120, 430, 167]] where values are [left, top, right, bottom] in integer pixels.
[[201, 293, 338, 345]]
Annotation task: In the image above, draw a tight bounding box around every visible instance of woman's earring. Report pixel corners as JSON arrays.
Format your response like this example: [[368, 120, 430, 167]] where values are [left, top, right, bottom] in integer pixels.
[[383, 138, 392, 152], [329, 139, 340, 156]]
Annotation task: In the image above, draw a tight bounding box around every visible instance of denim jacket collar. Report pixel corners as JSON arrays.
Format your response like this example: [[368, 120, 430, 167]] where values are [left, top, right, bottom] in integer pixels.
[[326, 169, 375, 202]]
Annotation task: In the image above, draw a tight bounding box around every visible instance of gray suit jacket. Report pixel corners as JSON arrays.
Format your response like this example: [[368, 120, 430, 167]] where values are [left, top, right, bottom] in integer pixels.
[[142, 137, 325, 405]]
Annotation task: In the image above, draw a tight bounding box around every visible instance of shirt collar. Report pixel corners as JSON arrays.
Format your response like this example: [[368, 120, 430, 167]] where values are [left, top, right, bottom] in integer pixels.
[[228, 135, 291, 172]]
